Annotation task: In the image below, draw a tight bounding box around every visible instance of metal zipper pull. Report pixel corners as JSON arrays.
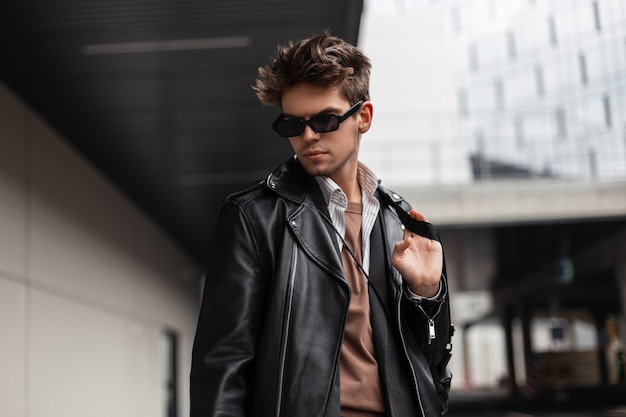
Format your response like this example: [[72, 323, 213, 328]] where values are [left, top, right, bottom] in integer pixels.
[[428, 318, 436, 343]]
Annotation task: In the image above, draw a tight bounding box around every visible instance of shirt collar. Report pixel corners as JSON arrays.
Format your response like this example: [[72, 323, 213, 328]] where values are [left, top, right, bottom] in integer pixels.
[[315, 162, 380, 206]]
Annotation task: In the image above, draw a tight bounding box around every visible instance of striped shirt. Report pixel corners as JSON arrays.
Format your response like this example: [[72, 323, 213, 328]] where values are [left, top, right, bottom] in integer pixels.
[[315, 162, 380, 276], [315, 163, 443, 301]]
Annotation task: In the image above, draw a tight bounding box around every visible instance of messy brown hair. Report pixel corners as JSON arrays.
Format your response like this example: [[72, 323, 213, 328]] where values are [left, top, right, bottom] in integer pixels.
[[254, 31, 371, 108]]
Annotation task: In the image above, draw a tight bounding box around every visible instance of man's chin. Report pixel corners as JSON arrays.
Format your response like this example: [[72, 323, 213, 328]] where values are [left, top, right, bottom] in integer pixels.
[[305, 166, 332, 178], [298, 160, 329, 177]]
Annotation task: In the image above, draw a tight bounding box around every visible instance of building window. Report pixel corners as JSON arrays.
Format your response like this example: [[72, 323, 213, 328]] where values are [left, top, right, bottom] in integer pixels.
[[494, 78, 505, 110], [514, 115, 525, 148], [535, 65, 545, 97], [475, 128, 486, 154], [593, 1, 601, 32], [555, 108, 567, 138], [588, 148, 598, 178], [548, 16, 557, 46], [507, 31, 517, 60], [458, 88, 469, 117], [474, 128, 490, 180], [579, 52, 588, 85], [469, 44, 478, 71], [603, 95, 612, 129]]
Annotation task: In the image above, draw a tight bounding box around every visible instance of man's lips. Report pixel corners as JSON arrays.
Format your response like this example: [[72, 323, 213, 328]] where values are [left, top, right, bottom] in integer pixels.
[[303, 150, 326, 159]]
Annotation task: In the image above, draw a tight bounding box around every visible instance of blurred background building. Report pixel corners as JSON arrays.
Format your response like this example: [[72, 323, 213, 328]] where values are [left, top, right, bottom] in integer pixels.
[[1, 0, 625, 416], [360, 0, 626, 401]]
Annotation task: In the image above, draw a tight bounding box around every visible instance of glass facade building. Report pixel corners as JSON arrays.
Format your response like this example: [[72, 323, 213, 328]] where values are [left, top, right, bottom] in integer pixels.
[[366, 0, 626, 181]]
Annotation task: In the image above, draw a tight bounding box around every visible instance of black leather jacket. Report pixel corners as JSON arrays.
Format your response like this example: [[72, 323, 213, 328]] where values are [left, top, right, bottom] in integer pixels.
[[191, 157, 452, 417]]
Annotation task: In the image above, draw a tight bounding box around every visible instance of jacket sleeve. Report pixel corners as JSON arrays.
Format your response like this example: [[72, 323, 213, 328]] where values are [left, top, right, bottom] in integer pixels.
[[395, 196, 453, 414], [378, 187, 453, 414], [401, 266, 453, 414], [190, 200, 268, 417]]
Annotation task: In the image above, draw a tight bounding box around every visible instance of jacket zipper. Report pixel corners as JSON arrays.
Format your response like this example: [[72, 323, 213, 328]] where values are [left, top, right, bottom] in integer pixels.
[[275, 243, 298, 417], [397, 285, 446, 417], [417, 301, 444, 346], [396, 284, 426, 417]]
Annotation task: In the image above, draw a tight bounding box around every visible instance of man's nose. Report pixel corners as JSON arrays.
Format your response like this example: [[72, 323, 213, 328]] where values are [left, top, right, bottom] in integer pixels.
[[301, 123, 320, 141]]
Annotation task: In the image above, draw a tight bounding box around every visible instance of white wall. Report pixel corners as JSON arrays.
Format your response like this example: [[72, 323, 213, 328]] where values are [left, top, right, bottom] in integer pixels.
[[0, 81, 201, 417], [358, 10, 472, 186]]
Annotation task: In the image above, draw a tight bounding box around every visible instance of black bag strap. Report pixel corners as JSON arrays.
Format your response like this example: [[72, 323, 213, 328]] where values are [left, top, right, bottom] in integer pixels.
[[379, 190, 440, 242]]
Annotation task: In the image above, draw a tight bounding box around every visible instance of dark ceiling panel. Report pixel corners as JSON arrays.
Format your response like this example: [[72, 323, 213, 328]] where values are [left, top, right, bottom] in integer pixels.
[[1, 0, 364, 264]]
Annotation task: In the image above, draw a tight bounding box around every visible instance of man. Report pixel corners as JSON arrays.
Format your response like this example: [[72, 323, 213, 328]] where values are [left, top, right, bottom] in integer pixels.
[[191, 32, 453, 417]]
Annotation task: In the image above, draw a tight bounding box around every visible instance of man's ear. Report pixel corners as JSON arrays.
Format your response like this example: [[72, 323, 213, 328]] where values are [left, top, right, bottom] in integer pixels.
[[358, 101, 373, 133]]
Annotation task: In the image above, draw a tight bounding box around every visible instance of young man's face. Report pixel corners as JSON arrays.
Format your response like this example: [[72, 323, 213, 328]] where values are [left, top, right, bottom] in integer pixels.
[[280, 83, 372, 185]]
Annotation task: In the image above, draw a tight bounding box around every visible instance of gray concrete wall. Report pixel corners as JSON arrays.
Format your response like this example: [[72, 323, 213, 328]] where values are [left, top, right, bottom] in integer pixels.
[[0, 81, 201, 417], [395, 179, 626, 227]]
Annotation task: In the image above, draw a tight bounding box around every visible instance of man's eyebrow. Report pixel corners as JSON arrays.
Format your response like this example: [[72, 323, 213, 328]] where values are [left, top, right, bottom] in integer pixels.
[[282, 106, 342, 119]]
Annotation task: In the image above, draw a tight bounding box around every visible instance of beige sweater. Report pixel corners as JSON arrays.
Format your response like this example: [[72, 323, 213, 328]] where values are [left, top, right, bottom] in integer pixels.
[[339, 202, 385, 417]]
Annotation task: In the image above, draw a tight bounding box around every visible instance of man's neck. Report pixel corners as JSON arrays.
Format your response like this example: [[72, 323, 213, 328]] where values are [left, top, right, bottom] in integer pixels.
[[327, 162, 362, 203], [344, 180, 362, 204], [330, 173, 361, 204]]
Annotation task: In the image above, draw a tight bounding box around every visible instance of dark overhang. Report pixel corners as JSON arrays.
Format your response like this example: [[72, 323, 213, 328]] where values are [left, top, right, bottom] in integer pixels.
[[1, 0, 364, 264]]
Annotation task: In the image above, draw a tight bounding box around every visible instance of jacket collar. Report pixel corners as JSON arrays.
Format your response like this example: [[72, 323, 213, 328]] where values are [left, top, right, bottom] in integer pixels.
[[265, 156, 404, 208], [265, 156, 330, 215], [264, 157, 407, 289]]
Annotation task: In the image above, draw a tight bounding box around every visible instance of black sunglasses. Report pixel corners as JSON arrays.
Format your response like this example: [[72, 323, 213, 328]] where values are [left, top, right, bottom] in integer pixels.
[[272, 101, 364, 137]]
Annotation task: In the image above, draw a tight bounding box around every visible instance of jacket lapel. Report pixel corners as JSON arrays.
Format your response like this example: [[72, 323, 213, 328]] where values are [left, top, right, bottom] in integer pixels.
[[286, 202, 345, 283], [270, 158, 345, 283], [367, 212, 394, 321]]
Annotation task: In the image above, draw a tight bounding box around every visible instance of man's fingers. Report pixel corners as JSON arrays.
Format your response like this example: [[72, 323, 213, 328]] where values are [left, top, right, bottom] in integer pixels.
[[408, 209, 428, 222], [394, 239, 410, 254]]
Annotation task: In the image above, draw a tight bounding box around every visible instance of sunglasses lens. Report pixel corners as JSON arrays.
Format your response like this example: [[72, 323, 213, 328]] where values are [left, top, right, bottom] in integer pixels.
[[309, 115, 339, 134], [272, 110, 347, 137], [275, 119, 305, 137]]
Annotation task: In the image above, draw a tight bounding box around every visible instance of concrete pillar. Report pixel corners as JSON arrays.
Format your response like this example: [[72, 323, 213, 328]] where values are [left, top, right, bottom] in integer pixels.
[[503, 304, 518, 397], [520, 301, 540, 398]]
